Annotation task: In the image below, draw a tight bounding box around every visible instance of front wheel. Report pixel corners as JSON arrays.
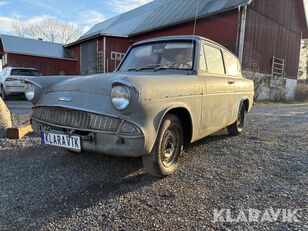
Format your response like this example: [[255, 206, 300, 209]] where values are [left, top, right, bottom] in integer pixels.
[[143, 114, 184, 177], [227, 102, 246, 136]]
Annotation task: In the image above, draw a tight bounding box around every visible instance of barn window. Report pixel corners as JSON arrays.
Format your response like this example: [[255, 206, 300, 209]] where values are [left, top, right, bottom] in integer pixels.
[[204, 45, 225, 75], [111, 51, 125, 61]]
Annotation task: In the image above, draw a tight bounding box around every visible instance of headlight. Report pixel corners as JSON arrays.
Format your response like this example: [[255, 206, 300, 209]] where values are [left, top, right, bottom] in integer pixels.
[[25, 83, 35, 101], [111, 85, 131, 111]]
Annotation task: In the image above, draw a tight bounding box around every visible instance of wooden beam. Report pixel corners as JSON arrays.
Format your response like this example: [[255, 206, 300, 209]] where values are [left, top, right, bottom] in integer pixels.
[[6, 125, 33, 139]]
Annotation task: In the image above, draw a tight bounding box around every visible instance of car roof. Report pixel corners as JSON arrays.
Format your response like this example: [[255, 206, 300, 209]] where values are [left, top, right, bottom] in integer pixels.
[[132, 35, 236, 57]]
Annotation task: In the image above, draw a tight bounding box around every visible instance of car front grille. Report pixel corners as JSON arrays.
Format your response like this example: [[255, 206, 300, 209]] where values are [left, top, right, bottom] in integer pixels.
[[32, 107, 121, 132]]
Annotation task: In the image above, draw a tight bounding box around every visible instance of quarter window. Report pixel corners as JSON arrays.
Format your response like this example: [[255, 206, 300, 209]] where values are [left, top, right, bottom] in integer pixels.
[[204, 45, 225, 75], [224, 52, 238, 76]]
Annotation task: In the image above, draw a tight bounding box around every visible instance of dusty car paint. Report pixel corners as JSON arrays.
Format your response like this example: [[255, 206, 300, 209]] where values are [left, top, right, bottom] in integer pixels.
[[28, 36, 254, 157]]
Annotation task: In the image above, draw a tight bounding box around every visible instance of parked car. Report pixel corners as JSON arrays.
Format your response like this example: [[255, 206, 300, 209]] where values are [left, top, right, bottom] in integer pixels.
[[0, 67, 42, 100], [25, 36, 254, 177]]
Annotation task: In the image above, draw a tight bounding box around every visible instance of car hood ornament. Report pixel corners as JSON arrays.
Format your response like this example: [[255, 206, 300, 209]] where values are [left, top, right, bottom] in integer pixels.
[[58, 97, 72, 102]]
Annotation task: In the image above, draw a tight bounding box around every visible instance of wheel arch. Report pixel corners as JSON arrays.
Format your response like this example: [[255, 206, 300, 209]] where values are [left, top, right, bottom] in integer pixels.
[[157, 106, 193, 145], [242, 98, 250, 112]]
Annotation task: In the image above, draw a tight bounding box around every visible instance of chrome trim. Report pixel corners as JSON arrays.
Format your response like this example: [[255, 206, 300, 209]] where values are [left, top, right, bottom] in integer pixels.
[[33, 118, 144, 139]]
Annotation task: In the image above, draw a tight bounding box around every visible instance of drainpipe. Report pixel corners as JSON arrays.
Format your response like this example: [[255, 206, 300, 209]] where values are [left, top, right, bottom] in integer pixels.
[[235, 6, 241, 55], [103, 37, 106, 73], [238, 5, 247, 64]]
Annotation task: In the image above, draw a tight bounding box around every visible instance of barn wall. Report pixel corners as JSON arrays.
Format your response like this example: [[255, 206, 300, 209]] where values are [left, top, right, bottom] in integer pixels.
[[243, 0, 303, 79], [132, 10, 239, 53], [105, 37, 131, 72], [7, 53, 79, 76], [69, 44, 81, 74]]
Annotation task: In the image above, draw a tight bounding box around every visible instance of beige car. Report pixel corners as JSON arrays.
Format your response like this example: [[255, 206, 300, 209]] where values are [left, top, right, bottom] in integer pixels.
[[26, 36, 254, 177]]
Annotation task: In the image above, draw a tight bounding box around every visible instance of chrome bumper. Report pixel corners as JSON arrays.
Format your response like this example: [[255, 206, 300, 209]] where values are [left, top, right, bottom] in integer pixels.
[[32, 119, 147, 157]]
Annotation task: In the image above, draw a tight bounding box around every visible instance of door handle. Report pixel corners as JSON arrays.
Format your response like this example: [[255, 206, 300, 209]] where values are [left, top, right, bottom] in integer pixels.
[[228, 81, 235, 85]]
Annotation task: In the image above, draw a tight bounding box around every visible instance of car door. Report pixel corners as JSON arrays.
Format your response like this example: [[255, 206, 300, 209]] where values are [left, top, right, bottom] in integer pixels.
[[222, 51, 243, 123], [198, 43, 235, 136]]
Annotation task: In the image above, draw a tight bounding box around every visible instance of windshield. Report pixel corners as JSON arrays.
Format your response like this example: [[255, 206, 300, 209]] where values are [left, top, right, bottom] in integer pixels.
[[11, 69, 41, 76], [118, 41, 195, 72]]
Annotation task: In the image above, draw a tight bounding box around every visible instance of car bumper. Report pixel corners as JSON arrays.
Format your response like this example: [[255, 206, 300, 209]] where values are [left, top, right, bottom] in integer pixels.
[[4, 86, 25, 95], [32, 119, 147, 157]]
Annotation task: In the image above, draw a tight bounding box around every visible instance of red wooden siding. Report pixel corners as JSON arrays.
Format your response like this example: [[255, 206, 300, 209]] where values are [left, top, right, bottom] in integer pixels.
[[105, 37, 131, 72], [243, 0, 303, 78], [6, 53, 79, 76], [69, 44, 81, 74], [132, 10, 240, 53]]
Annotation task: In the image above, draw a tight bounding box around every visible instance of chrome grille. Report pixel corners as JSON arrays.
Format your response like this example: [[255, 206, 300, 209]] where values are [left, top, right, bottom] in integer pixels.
[[32, 107, 121, 132]]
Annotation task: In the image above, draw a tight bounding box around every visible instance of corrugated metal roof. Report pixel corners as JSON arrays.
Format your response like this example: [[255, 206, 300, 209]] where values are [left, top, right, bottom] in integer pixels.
[[0, 34, 75, 60], [77, 0, 251, 42]]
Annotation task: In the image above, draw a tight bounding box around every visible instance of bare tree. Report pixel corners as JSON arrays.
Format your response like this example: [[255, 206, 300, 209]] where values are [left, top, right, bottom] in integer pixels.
[[11, 18, 83, 45]]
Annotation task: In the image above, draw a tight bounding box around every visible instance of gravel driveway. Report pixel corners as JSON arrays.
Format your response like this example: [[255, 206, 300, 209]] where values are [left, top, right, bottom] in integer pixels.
[[0, 104, 307, 230]]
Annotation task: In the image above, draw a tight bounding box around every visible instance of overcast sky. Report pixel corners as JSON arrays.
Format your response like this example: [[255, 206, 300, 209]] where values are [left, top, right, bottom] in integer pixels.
[[0, 0, 152, 35], [0, 0, 307, 36]]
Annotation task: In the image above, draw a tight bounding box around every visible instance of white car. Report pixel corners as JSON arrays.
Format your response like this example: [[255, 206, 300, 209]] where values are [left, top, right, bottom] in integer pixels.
[[0, 67, 42, 100]]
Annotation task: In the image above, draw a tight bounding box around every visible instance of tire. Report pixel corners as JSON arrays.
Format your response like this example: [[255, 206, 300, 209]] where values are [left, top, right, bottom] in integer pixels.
[[0, 85, 7, 101], [227, 102, 246, 136], [143, 114, 184, 177]]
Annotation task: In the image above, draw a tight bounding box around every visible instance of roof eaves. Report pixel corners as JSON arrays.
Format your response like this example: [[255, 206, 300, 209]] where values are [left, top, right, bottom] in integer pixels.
[[66, 33, 129, 47]]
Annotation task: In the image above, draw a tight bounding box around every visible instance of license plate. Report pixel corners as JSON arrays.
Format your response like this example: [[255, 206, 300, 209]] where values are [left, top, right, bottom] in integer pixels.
[[41, 132, 81, 151]]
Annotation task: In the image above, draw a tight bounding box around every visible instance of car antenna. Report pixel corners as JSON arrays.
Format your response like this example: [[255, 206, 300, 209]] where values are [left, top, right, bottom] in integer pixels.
[[189, 0, 200, 75]]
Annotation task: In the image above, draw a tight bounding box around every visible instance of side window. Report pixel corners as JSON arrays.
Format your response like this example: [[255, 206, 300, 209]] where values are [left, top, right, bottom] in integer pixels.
[[199, 45, 207, 72], [224, 52, 239, 76], [204, 45, 225, 75]]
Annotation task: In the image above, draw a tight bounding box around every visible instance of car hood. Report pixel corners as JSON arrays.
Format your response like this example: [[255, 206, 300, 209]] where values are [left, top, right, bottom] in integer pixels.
[[47, 71, 201, 98]]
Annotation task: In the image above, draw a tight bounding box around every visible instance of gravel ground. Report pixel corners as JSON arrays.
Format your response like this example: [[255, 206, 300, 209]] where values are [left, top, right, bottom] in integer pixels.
[[0, 104, 307, 230]]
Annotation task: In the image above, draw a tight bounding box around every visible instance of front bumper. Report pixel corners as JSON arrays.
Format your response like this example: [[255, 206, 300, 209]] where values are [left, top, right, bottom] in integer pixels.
[[32, 119, 147, 157], [4, 86, 25, 95]]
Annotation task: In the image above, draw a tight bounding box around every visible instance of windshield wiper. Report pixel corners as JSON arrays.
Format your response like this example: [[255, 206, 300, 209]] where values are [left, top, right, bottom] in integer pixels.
[[128, 67, 156, 72], [153, 65, 183, 71]]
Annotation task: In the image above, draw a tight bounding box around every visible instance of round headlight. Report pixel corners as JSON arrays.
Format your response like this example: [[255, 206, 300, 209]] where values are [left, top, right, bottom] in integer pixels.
[[111, 85, 131, 111], [25, 83, 35, 101]]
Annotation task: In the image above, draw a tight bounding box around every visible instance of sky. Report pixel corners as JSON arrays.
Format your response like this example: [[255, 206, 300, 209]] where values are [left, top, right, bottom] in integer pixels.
[[0, 0, 152, 35]]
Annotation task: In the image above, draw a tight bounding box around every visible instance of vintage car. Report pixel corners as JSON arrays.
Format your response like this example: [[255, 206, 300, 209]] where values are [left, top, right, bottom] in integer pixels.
[[25, 36, 254, 177]]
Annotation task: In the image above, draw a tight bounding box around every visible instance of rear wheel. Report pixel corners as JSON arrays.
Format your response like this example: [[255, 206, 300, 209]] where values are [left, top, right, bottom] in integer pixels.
[[0, 85, 7, 101], [143, 114, 184, 177], [227, 102, 246, 136]]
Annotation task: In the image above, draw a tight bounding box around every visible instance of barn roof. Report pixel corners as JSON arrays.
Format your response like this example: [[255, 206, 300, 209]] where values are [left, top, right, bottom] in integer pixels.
[[0, 34, 75, 60], [73, 0, 251, 44]]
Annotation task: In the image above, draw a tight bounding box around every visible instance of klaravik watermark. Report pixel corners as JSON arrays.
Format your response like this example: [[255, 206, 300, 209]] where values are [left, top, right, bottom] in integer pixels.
[[213, 208, 307, 223]]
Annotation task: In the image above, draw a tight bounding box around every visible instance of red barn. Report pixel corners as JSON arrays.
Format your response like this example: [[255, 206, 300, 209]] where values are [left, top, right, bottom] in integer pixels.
[[1, 0, 307, 79], [0, 34, 78, 75], [67, 0, 308, 79]]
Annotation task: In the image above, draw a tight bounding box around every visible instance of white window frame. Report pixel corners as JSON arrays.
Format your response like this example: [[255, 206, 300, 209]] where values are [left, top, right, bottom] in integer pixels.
[[111, 51, 125, 61]]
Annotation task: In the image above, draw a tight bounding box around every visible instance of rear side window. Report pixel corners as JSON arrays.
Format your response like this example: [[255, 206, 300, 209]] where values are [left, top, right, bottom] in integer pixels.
[[224, 52, 239, 76], [204, 45, 225, 75], [11, 69, 41, 76]]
